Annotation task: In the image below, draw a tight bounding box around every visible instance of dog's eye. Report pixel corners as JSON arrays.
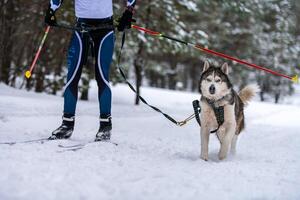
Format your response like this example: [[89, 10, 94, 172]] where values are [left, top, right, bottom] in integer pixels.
[[206, 78, 212, 82], [215, 79, 221, 83]]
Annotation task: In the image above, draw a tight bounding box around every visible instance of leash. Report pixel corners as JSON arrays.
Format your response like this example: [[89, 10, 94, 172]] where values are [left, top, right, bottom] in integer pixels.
[[117, 31, 194, 127], [117, 31, 224, 131]]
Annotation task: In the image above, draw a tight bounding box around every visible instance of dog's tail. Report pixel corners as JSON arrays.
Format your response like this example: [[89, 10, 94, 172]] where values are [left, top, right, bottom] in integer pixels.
[[239, 84, 260, 106]]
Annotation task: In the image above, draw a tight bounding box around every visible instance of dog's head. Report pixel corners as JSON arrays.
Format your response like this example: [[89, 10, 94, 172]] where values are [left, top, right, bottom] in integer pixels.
[[199, 61, 232, 101]]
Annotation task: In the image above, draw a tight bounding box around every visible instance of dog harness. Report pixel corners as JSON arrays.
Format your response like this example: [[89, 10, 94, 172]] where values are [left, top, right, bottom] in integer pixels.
[[211, 106, 224, 127], [204, 98, 225, 128], [194, 92, 234, 133]]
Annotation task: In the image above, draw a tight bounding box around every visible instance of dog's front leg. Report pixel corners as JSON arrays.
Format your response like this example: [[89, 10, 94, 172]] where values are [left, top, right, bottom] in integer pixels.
[[218, 124, 235, 160], [200, 126, 210, 161]]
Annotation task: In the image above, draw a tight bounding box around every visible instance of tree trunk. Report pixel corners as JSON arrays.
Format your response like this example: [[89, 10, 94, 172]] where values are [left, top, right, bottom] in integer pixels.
[[80, 76, 90, 101], [167, 59, 178, 90], [260, 91, 264, 102], [35, 66, 44, 93], [134, 42, 144, 105], [51, 59, 64, 95], [133, 1, 151, 105], [80, 86, 89, 100], [0, 1, 14, 84], [0, 1, 3, 82], [25, 77, 33, 91], [274, 93, 280, 104], [274, 81, 281, 104], [80, 60, 92, 101]]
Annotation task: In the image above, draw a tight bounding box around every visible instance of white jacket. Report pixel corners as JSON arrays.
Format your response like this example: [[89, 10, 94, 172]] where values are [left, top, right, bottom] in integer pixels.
[[50, 0, 136, 19]]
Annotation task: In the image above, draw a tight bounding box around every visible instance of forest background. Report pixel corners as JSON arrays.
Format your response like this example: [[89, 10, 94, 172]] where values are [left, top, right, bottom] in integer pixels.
[[1, 0, 299, 104]]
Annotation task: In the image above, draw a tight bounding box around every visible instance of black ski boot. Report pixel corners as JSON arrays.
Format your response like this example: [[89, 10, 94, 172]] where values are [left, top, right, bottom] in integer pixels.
[[95, 115, 112, 141], [49, 114, 75, 140]]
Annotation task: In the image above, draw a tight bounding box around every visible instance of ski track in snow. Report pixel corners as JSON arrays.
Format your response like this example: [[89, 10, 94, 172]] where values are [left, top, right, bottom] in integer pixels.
[[0, 83, 300, 200]]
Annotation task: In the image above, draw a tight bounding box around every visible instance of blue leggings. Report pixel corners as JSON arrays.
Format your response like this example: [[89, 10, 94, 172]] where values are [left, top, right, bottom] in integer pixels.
[[63, 18, 114, 117]]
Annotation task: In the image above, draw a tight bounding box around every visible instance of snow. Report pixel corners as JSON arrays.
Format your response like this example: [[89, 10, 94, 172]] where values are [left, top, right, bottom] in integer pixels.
[[178, 0, 198, 12], [0, 82, 300, 200]]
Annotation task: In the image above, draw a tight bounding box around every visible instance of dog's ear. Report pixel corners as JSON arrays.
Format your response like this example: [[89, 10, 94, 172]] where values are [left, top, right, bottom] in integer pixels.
[[202, 61, 210, 72], [221, 62, 229, 75]]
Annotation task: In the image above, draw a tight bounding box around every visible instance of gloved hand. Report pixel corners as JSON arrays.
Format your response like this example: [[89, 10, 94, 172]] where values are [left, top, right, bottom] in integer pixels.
[[45, 7, 57, 26], [117, 7, 135, 32]]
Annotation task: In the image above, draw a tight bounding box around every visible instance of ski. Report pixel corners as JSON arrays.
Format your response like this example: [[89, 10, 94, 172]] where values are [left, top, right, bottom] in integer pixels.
[[57, 140, 118, 153], [0, 138, 50, 145], [58, 140, 118, 150], [57, 146, 85, 152]]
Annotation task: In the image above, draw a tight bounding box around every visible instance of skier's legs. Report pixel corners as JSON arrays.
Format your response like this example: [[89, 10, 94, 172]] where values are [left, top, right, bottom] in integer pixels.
[[94, 30, 114, 118], [50, 31, 89, 139], [63, 31, 89, 115], [92, 27, 114, 141]]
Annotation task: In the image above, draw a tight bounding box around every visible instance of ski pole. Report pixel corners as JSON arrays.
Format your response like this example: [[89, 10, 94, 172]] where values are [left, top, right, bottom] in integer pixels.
[[131, 25, 299, 84], [25, 26, 51, 79]]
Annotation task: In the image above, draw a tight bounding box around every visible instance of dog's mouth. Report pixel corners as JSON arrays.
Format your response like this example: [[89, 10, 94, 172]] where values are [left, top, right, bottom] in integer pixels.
[[202, 88, 232, 104], [203, 90, 226, 102], [203, 93, 218, 101]]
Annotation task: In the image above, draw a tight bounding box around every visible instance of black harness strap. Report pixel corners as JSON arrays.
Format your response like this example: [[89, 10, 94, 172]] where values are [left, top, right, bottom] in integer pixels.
[[212, 106, 224, 127], [192, 99, 224, 134], [117, 32, 181, 126], [210, 105, 224, 133], [53, 23, 115, 32], [192, 100, 201, 126]]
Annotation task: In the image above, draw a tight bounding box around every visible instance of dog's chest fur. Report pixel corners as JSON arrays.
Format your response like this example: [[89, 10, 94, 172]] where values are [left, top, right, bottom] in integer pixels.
[[199, 90, 245, 135], [200, 100, 235, 129], [200, 101, 219, 129]]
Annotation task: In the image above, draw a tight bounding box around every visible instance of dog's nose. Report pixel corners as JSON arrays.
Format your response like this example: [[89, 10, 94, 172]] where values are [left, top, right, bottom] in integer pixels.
[[209, 85, 216, 94]]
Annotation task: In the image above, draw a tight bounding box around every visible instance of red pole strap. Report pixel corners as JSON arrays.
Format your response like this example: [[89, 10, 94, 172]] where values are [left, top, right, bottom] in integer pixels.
[[195, 45, 293, 80], [131, 25, 298, 83], [131, 25, 161, 36]]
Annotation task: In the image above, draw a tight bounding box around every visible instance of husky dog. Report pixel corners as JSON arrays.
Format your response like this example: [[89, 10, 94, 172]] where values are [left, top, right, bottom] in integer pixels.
[[198, 61, 259, 161]]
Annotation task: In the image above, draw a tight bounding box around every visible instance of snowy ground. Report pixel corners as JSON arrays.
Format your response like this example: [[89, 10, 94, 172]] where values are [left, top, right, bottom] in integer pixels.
[[0, 83, 300, 200]]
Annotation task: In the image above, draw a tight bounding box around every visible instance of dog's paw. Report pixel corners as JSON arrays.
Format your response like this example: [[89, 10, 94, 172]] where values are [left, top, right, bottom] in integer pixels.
[[218, 152, 227, 160], [200, 154, 209, 161]]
